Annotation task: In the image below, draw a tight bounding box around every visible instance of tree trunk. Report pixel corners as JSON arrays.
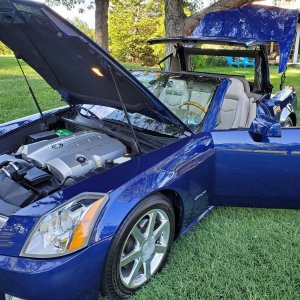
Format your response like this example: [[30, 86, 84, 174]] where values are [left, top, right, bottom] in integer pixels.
[[165, 0, 186, 37], [95, 0, 109, 51], [164, 0, 187, 54], [165, 0, 261, 40]]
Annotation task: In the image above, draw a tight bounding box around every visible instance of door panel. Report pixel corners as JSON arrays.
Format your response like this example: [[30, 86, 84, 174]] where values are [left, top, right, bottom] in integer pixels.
[[211, 128, 300, 209]]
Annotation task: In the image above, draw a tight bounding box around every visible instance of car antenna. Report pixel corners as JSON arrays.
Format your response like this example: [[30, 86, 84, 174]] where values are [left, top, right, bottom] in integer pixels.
[[109, 65, 141, 154], [15, 57, 48, 126]]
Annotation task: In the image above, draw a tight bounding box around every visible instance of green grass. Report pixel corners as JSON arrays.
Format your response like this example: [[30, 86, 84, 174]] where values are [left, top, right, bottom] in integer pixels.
[[133, 208, 300, 300], [0, 57, 62, 123], [1, 57, 300, 299]]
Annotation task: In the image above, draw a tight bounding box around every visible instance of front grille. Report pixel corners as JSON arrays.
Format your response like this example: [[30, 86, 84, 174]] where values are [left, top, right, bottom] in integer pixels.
[[0, 215, 8, 230]]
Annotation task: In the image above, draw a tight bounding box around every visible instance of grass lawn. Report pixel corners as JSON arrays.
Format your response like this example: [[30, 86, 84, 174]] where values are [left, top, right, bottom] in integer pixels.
[[1, 56, 300, 299]]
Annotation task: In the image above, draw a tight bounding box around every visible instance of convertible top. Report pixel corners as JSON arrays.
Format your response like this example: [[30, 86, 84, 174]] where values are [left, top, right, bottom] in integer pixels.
[[193, 5, 299, 73], [150, 6, 298, 74], [148, 36, 266, 48]]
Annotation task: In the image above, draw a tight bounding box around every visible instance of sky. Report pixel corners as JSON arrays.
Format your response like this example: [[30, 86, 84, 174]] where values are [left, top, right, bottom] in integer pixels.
[[36, 0, 96, 28]]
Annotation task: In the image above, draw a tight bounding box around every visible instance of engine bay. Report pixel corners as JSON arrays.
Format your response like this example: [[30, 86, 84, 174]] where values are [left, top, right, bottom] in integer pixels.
[[0, 129, 131, 213], [0, 106, 179, 214]]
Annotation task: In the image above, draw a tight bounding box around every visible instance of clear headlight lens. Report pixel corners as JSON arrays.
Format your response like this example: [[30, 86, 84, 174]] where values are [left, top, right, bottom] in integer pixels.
[[21, 193, 108, 258]]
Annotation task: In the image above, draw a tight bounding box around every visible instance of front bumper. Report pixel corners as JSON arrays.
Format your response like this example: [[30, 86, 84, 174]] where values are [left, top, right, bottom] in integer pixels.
[[0, 239, 111, 300]]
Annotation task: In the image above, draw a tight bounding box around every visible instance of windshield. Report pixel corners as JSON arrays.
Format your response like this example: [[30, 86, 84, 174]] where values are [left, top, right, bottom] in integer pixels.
[[131, 71, 220, 131], [79, 105, 185, 137], [80, 71, 220, 135]]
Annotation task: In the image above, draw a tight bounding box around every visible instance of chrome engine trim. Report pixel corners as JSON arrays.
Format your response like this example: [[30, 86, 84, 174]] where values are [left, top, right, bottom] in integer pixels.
[[18, 131, 127, 183]]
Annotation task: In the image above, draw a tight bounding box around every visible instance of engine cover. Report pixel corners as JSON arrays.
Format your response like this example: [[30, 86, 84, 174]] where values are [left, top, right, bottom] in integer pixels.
[[17, 131, 127, 183]]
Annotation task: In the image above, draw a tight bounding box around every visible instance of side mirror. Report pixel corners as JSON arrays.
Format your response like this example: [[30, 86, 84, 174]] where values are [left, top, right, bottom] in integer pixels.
[[249, 114, 281, 142]]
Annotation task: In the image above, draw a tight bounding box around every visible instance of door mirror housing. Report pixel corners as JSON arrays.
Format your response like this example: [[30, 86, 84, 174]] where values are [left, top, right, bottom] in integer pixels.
[[249, 114, 281, 142]]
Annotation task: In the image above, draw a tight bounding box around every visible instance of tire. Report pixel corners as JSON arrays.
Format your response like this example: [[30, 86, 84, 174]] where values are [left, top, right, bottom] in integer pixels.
[[101, 194, 175, 299], [283, 117, 294, 128]]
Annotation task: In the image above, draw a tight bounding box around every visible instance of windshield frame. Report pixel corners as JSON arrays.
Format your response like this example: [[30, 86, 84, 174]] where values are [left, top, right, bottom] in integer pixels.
[[79, 71, 222, 136], [130, 70, 222, 133]]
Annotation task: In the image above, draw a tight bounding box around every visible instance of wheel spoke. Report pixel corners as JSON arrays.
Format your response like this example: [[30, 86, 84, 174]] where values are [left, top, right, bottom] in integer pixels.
[[120, 249, 141, 267], [154, 244, 167, 254], [127, 259, 143, 286], [119, 208, 171, 289], [146, 210, 157, 238], [143, 260, 151, 280], [153, 220, 169, 240], [131, 225, 145, 244]]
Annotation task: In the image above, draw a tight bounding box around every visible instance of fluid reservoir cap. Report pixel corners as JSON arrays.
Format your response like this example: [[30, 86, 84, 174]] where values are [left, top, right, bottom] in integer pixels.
[[76, 156, 87, 164]]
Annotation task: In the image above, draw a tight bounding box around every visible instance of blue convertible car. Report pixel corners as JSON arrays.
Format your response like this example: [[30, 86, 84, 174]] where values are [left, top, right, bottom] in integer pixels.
[[0, 1, 299, 299]]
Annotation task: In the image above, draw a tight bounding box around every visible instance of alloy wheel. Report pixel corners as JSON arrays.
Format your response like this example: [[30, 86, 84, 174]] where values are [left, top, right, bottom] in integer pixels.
[[119, 208, 171, 289]]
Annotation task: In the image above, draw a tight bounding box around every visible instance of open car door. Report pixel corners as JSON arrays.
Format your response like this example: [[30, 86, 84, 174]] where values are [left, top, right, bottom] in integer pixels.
[[211, 127, 300, 209]]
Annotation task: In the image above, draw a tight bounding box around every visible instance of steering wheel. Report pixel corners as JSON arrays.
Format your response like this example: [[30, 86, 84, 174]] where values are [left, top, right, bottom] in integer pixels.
[[179, 101, 207, 113]]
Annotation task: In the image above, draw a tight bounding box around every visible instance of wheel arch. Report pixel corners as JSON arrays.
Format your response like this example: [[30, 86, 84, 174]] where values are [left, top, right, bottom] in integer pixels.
[[158, 189, 184, 239]]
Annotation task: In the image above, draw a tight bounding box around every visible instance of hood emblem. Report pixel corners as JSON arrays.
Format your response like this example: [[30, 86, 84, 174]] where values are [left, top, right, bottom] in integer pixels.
[[52, 143, 63, 149]]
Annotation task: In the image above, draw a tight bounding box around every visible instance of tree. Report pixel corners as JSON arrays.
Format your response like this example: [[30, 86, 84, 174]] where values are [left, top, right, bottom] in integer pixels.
[[46, 0, 109, 51], [165, 0, 261, 38], [71, 18, 95, 40], [95, 0, 109, 51], [109, 0, 165, 66]]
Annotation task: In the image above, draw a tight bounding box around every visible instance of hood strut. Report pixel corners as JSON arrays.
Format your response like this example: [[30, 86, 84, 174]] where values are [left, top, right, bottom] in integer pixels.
[[109, 66, 141, 154], [16, 57, 47, 126]]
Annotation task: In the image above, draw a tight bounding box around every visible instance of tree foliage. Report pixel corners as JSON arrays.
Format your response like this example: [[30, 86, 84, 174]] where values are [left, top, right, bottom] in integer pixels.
[[109, 0, 165, 66], [71, 17, 95, 40]]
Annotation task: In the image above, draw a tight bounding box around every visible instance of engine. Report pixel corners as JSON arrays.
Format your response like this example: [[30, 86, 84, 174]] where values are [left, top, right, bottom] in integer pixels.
[[0, 131, 127, 210]]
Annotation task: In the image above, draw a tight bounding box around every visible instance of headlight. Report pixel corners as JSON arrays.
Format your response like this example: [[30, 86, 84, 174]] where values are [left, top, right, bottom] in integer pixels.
[[21, 193, 108, 258]]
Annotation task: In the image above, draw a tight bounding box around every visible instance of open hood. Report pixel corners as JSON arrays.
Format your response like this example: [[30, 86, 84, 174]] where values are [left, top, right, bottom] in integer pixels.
[[0, 0, 186, 128], [193, 5, 299, 73]]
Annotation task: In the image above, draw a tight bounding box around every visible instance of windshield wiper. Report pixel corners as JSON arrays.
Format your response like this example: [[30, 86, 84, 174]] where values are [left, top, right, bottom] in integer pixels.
[[149, 108, 190, 137]]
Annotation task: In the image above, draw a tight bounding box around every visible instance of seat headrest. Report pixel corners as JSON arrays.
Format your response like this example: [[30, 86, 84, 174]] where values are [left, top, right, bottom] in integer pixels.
[[164, 79, 188, 96], [226, 78, 246, 100]]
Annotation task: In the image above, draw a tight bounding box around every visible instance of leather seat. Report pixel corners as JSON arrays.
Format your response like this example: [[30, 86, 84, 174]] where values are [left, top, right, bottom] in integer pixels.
[[216, 78, 251, 130], [159, 79, 189, 108]]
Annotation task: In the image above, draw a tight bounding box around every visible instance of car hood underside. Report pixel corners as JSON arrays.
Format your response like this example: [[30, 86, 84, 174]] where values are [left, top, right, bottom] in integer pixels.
[[0, 0, 185, 127]]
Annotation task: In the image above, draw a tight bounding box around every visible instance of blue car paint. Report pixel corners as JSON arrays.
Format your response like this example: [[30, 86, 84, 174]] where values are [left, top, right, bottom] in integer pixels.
[[0, 2, 299, 299], [0, 130, 215, 255], [0, 120, 216, 299], [249, 114, 282, 139], [0, 238, 111, 300], [0, 75, 298, 299], [193, 5, 299, 73], [0, 77, 227, 298], [201, 79, 230, 132], [212, 128, 300, 208]]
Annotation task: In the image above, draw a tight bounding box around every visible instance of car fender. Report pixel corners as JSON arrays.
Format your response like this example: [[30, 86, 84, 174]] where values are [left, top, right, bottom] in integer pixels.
[[90, 132, 215, 245]]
